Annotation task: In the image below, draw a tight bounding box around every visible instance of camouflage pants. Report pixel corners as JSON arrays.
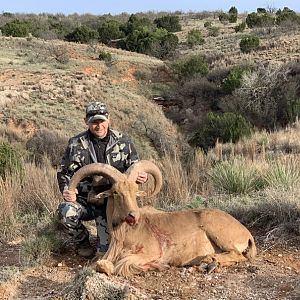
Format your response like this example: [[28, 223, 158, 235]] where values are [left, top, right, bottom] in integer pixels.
[[57, 198, 109, 252]]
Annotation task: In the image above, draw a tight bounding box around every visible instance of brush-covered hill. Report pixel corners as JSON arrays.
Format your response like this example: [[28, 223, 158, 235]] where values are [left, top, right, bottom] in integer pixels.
[[0, 36, 184, 158], [0, 11, 299, 300], [0, 9, 299, 158]]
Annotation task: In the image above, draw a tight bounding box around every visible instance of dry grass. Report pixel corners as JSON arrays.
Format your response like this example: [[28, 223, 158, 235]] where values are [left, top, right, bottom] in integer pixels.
[[0, 159, 62, 241], [0, 18, 299, 247], [209, 119, 300, 161], [216, 188, 300, 235], [157, 149, 212, 208]]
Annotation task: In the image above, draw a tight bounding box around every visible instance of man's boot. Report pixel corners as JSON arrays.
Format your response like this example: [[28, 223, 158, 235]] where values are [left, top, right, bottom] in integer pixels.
[[76, 237, 95, 258]]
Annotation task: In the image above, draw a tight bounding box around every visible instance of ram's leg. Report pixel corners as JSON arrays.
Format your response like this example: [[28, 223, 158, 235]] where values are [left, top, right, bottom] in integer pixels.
[[202, 250, 248, 266], [114, 254, 168, 277], [93, 237, 122, 275]]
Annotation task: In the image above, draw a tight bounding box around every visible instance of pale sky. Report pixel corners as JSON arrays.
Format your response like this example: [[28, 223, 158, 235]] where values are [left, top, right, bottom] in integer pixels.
[[0, 0, 299, 15]]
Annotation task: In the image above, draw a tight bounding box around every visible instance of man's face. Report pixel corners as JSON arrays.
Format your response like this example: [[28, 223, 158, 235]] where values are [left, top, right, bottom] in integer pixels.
[[87, 118, 110, 139]]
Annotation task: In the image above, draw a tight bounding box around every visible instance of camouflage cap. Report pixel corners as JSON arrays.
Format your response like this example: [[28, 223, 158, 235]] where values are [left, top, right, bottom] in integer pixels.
[[85, 101, 109, 123]]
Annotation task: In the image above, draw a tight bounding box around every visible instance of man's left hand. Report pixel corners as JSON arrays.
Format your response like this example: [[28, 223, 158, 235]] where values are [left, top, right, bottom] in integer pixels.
[[136, 172, 148, 184]]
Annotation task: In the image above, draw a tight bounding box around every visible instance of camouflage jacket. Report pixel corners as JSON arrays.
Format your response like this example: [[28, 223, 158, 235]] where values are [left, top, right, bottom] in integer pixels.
[[57, 129, 139, 198]]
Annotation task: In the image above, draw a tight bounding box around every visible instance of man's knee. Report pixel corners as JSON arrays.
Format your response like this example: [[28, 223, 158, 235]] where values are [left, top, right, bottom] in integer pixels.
[[57, 202, 82, 227]]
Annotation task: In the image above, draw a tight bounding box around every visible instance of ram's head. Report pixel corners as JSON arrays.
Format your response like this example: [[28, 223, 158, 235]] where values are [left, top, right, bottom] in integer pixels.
[[68, 160, 162, 226]]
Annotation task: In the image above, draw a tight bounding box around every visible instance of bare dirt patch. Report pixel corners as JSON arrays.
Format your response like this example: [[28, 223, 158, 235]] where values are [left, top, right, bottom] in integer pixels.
[[0, 235, 299, 300]]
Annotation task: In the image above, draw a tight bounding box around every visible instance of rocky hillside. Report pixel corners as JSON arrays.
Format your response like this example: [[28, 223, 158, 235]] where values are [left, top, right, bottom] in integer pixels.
[[0, 37, 183, 158]]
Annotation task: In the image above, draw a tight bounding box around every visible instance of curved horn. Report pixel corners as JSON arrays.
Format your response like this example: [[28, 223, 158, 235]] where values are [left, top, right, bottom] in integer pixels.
[[68, 163, 126, 191], [125, 160, 163, 197]]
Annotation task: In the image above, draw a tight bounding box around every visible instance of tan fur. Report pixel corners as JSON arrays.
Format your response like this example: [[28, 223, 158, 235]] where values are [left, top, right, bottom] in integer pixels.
[[96, 204, 257, 277], [69, 161, 256, 277]]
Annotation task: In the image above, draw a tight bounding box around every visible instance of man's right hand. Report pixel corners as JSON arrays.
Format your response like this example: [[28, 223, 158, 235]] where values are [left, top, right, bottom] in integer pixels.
[[63, 188, 78, 202]]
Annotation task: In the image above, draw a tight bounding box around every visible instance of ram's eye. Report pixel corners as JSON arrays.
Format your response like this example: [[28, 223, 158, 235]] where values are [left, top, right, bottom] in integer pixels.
[[113, 191, 118, 195]]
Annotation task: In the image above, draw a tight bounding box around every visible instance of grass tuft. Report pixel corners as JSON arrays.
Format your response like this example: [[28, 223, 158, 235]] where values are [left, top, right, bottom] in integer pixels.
[[210, 158, 265, 194], [264, 156, 300, 190]]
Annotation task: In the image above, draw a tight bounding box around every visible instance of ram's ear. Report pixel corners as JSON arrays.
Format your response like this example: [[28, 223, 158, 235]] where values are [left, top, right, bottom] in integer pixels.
[[95, 190, 112, 199], [136, 190, 147, 197]]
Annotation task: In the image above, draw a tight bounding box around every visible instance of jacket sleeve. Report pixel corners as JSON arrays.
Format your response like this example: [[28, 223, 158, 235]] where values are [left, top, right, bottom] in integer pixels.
[[124, 138, 140, 171], [56, 140, 81, 194]]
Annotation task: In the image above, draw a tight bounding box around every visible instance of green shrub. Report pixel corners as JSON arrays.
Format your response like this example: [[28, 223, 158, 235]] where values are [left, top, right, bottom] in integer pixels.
[[257, 8, 267, 14], [218, 12, 229, 23], [98, 50, 112, 62], [190, 112, 253, 150], [210, 159, 264, 194], [172, 55, 209, 79], [0, 142, 24, 178], [234, 21, 246, 32], [186, 196, 207, 209], [228, 13, 238, 23], [204, 21, 212, 28], [154, 15, 182, 32], [222, 65, 250, 93], [207, 26, 220, 37], [150, 29, 178, 59], [228, 7, 238, 23], [121, 14, 154, 35], [97, 20, 125, 44], [240, 35, 260, 53], [1, 19, 33, 37], [186, 29, 205, 48], [246, 12, 275, 28], [276, 7, 300, 26], [123, 27, 178, 59], [65, 25, 98, 44], [229, 6, 238, 15]]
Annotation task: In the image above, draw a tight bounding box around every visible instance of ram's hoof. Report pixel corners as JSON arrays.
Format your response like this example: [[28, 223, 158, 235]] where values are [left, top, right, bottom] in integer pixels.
[[95, 259, 114, 276], [207, 262, 218, 274]]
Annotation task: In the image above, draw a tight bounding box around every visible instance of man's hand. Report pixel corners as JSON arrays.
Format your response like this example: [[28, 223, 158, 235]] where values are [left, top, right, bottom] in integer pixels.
[[136, 172, 148, 184], [63, 188, 78, 202]]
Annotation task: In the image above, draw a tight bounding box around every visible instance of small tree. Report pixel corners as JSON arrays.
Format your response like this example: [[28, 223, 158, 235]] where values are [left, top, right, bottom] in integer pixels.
[[172, 55, 209, 79], [65, 25, 98, 44], [1, 19, 33, 37], [190, 112, 253, 150], [240, 35, 260, 53], [187, 29, 205, 48], [257, 8, 267, 14], [276, 7, 299, 26], [121, 14, 154, 35], [228, 6, 238, 23], [154, 15, 182, 32], [246, 12, 275, 28], [123, 27, 178, 59], [234, 22, 246, 32], [97, 20, 125, 44], [219, 12, 229, 24]]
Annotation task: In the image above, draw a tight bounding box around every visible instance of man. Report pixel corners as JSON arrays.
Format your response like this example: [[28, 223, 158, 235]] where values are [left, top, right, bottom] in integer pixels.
[[57, 101, 147, 258]]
